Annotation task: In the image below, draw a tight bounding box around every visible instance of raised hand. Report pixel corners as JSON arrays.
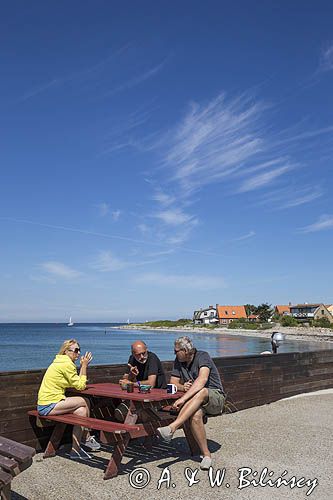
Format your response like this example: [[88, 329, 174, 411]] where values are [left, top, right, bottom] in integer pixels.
[[128, 363, 139, 377], [80, 351, 93, 367]]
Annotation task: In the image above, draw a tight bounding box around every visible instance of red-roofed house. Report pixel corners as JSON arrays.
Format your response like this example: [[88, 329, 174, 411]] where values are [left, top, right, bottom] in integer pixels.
[[274, 305, 291, 316], [216, 305, 247, 325]]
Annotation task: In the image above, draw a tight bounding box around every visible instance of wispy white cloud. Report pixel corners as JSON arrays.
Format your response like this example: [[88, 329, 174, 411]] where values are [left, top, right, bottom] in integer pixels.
[[299, 214, 333, 233], [238, 165, 293, 192], [105, 60, 167, 96], [152, 190, 175, 207], [111, 210, 121, 221], [161, 93, 273, 197], [231, 231, 256, 242], [137, 223, 150, 235], [19, 79, 60, 102], [152, 91, 331, 210], [257, 185, 323, 210], [91, 251, 158, 272], [39, 261, 82, 279], [319, 43, 333, 72], [135, 272, 225, 290], [96, 203, 110, 217], [92, 251, 127, 272], [0, 216, 221, 257], [17, 45, 131, 102], [153, 208, 198, 226]]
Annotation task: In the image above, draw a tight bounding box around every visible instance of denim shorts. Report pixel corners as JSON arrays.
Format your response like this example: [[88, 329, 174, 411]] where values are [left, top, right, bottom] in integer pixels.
[[37, 403, 57, 416]]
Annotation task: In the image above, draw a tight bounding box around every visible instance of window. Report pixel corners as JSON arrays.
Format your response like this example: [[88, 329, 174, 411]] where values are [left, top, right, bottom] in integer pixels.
[[225, 310, 228, 315], [232, 311, 236, 315]]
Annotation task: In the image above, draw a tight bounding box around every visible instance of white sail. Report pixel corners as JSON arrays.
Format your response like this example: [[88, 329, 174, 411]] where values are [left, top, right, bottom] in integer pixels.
[[67, 317, 74, 327]]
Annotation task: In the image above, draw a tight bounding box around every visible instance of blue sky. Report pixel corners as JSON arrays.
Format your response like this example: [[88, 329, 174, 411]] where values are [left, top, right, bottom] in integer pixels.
[[1, 1, 333, 322]]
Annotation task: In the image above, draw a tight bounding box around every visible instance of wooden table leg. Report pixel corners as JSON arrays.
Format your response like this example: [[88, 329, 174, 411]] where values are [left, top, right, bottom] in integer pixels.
[[43, 423, 67, 458], [1, 483, 11, 500], [103, 432, 130, 480]]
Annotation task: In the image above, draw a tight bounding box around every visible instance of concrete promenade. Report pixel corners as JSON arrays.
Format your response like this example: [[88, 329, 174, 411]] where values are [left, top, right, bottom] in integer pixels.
[[12, 389, 333, 500]]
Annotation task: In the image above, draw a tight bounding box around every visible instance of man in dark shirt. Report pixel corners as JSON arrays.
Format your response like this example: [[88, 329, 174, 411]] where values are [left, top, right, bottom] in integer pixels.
[[157, 336, 225, 470], [119, 340, 166, 389]]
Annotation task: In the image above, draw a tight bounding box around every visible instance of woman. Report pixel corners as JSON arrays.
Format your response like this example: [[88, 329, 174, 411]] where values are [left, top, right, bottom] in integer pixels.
[[37, 339, 100, 459]]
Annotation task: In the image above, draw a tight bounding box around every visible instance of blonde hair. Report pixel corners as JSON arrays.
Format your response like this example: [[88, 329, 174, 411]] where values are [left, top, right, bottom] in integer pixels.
[[58, 339, 80, 355]]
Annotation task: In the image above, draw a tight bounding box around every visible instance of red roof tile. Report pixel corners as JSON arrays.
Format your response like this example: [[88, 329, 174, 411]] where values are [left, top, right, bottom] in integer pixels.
[[217, 305, 247, 319]]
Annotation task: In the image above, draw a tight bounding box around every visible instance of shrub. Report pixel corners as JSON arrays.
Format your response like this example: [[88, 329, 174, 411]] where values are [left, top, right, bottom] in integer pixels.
[[311, 317, 333, 328], [258, 323, 273, 330], [228, 320, 258, 330], [281, 315, 298, 327], [143, 318, 192, 327]]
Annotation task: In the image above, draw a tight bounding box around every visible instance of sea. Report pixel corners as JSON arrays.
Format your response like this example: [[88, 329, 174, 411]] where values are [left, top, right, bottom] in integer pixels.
[[0, 323, 331, 372]]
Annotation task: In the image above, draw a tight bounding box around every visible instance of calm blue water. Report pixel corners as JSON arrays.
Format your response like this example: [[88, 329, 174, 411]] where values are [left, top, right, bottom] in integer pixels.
[[0, 323, 331, 372]]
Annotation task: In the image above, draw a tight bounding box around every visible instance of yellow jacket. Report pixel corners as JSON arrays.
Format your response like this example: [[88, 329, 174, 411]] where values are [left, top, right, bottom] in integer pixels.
[[38, 354, 87, 405]]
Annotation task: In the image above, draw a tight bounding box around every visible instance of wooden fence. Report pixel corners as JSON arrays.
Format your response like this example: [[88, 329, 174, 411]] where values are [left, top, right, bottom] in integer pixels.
[[0, 349, 332, 450]]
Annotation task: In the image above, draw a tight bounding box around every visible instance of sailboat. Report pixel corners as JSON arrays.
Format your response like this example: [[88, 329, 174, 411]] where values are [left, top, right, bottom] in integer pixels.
[[67, 317, 74, 327], [127, 319, 130, 325]]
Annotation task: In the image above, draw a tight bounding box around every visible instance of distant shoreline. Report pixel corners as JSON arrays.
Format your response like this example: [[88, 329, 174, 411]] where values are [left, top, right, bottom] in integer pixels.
[[114, 324, 333, 343]]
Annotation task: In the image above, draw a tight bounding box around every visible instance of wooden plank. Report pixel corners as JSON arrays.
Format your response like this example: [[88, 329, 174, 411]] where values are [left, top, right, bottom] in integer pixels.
[[0, 455, 19, 475], [0, 437, 35, 463], [0, 469, 12, 485], [28, 410, 142, 433]]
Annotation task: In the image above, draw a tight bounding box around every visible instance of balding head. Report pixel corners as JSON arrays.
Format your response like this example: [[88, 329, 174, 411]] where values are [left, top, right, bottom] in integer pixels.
[[131, 340, 148, 364]]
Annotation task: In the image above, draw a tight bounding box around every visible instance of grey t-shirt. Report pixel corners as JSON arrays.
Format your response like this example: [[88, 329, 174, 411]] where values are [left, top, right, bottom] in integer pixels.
[[171, 350, 224, 393]]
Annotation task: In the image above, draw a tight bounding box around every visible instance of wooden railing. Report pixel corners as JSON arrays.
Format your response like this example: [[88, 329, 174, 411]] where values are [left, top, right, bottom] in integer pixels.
[[0, 350, 332, 449]]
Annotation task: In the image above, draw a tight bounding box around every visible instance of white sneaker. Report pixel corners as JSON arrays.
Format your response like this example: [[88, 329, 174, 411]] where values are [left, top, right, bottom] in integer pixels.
[[157, 426, 174, 443], [83, 435, 101, 451], [200, 456, 213, 470]]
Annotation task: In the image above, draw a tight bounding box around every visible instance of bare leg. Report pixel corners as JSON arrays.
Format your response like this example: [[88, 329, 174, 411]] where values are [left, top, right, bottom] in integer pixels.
[[169, 389, 209, 433], [189, 409, 210, 457], [48, 397, 90, 452]]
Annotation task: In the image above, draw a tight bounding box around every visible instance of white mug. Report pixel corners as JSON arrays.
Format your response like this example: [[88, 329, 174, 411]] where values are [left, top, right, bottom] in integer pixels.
[[167, 383, 177, 394]]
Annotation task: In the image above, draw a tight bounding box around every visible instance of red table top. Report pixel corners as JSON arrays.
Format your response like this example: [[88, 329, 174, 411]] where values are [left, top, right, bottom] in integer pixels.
[[75, 382, 180, 402]]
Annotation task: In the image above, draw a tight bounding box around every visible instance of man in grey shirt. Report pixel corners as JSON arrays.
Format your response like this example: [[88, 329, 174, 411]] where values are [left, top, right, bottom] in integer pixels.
[[157, 336, 225, 470]]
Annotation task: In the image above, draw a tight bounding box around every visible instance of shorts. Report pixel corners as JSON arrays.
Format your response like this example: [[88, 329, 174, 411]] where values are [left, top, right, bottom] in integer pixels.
[[37, 403, 57, 416], [202, 389, 225, 416]]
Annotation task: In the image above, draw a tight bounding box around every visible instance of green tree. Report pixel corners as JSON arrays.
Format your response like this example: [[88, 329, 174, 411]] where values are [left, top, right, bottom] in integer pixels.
[[244, 304, 257, 316], [256, 303, 273, 322]]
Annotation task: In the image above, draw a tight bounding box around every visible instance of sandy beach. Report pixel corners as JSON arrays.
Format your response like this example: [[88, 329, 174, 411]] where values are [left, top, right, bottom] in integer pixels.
[[116, 324, 333, 343]]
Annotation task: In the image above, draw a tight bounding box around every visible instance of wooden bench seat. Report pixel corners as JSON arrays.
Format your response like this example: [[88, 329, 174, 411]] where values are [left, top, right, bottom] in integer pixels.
[[27, 410, 143, 434], [28, 410, 161, 479], [0, 436, 35, 500]]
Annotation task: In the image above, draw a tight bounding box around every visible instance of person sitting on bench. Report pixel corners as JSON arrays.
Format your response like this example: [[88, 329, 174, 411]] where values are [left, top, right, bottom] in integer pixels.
[[116, 340, 166, 422], [37, 338, 100, 459], [157, 336, 225, 470]]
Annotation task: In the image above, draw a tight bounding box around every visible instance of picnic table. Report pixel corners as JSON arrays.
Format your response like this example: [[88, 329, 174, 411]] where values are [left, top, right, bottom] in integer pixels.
[[29, 383, 197, 479], [0, 436, 35, 500]]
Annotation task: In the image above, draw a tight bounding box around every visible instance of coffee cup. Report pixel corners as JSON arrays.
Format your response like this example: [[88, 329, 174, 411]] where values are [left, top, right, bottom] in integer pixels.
[[167, 383, 177, 394], [126, 383, 134, 393]]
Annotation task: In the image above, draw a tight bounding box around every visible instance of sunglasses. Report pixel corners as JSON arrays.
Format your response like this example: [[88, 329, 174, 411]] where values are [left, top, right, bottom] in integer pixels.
[[174, 348, 183, 354], [68, 347, 81, 354]]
